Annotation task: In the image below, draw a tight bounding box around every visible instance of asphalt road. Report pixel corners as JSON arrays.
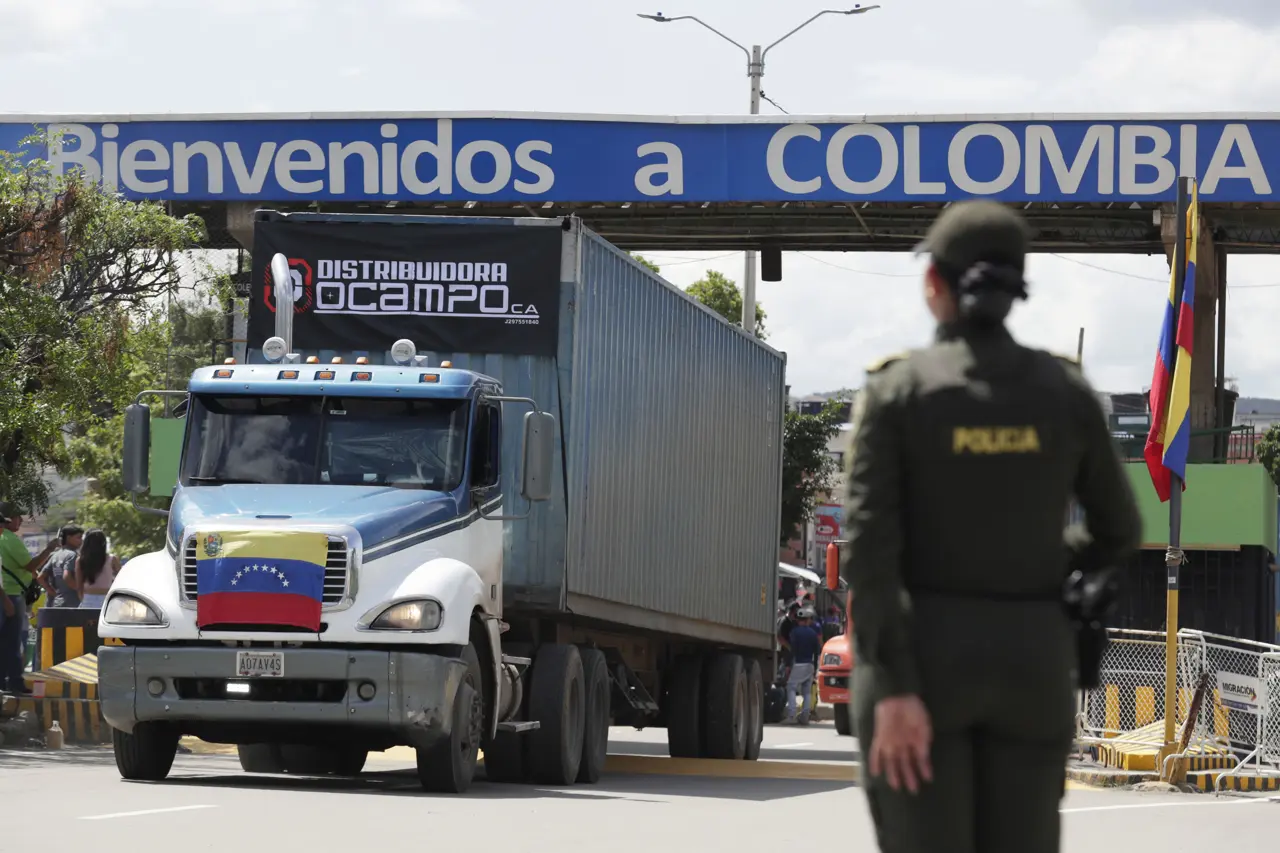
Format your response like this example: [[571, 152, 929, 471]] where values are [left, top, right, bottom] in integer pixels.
[[3, 721, 1275, 853]]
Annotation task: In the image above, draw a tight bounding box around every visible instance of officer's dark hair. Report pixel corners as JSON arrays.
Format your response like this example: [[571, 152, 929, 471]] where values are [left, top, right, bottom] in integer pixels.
[[933, 259, 1029, 329]]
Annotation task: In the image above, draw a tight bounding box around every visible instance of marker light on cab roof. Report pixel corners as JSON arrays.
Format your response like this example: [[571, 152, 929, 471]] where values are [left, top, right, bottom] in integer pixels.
[[355, 356, 369, 365], [440, 360, 453, 368], [391, 339, 417, 366], [262, 336, 287, 363], [306, 356, 320, 364], [332, 357, 344, 364]]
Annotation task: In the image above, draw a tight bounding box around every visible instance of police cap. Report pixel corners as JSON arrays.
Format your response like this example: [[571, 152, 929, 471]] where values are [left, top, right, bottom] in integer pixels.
[[914, 201, 1031, 275]]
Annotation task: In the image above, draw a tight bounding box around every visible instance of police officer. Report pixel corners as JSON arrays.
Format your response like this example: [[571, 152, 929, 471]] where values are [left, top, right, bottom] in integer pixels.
[[841, 201, 1142, 853]]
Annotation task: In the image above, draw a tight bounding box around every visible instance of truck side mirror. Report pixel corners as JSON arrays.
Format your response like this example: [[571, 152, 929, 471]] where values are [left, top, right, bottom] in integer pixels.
[[520, 411, 555, 502], [825, 542, 841, 592], [123, 403, 152, 495]]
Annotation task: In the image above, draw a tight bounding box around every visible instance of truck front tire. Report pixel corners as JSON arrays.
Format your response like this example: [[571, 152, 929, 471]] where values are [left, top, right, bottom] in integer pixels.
[[527, 643, 585, 785], [112, 723, 180, 782], [417, 643, 484, 794]]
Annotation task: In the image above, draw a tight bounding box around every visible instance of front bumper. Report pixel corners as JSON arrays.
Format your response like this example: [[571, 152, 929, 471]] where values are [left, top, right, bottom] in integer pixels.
[[818, 670, 851, 705], [98, 645, 467, 748]]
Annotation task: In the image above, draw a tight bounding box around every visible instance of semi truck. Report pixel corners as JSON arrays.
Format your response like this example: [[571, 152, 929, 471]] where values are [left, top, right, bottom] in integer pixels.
[[97, 211, 787, 793]]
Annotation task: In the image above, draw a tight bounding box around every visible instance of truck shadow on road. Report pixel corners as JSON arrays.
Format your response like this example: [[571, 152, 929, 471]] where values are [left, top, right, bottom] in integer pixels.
[[154, 764, 856, 802]]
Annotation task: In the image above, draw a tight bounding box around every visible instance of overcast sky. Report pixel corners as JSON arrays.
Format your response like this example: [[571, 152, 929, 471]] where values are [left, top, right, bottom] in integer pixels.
[[3, 0, 1280, 396]]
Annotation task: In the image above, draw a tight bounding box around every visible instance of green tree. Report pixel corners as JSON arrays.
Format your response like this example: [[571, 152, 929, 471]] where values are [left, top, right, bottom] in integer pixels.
[[685, 270, 768, 338], [0, 131, 204, 513], [62, 299, 228, 558], [779, 398, 848, 545], [631, 253, 660, 274], [1256, 423, 1280, 488]]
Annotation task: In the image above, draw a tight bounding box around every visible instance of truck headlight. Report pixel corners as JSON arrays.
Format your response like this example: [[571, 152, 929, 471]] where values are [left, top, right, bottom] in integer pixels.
[[105, 594, 164, 626], [370, 599, 442, 631], [822, 653, 844, 667]]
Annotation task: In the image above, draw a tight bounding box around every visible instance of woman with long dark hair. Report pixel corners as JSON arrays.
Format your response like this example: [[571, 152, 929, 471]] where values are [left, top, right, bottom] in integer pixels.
[[74, 529, 120, 610]]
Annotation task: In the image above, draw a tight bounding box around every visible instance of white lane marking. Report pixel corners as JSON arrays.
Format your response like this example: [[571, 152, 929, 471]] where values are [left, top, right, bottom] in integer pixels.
[[80, 805, 218, 821], [1063, 797, 1277, 814]]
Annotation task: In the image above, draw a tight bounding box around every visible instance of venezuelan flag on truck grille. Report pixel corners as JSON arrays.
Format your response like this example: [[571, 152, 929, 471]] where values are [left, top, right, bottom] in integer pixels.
[[195, 530, 328, 631], [1144, 180, 1198, 502]]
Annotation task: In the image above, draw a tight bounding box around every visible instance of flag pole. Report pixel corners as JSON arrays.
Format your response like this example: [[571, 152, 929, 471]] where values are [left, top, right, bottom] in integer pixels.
[[1160, 176, 1191, 762]]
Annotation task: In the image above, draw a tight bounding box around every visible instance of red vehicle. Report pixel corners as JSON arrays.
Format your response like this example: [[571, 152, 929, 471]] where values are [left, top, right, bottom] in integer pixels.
[[818, 632, 853, 735], [820, 541, 854, 736]]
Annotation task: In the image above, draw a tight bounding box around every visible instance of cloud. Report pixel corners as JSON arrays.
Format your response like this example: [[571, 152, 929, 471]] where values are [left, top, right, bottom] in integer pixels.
[[1070, 0, 1280, 26]]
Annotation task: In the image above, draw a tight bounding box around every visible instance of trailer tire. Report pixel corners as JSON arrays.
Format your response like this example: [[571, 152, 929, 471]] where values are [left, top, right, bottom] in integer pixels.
[[744, 657, 764, 761], [704, 653, 749, 760], [835, 704, 853, 736], [417, 643, 484, 794], [665, 654, 703, 758], [112, 723, 179, 782], [237, 743, 285, 774], [526, 643, 585, 785], [576, 648, 610, 784]]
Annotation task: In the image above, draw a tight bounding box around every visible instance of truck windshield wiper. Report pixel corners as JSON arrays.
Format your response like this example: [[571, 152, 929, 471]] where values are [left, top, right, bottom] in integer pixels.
[[187, 476, 265, 485]]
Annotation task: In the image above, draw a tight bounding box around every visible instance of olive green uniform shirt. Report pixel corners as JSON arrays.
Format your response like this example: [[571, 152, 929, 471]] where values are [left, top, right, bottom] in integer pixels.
[[841, 323, 1142, 704]]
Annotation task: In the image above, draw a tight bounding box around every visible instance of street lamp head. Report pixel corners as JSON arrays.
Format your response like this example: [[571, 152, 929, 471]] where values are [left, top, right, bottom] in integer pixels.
[[637, 13, 670, 22], [844, 4, 881, 12]]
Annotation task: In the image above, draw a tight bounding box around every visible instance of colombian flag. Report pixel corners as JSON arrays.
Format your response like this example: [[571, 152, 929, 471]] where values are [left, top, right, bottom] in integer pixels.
[[195, 530, 328, 631], [1144, 181, 1199, 502]]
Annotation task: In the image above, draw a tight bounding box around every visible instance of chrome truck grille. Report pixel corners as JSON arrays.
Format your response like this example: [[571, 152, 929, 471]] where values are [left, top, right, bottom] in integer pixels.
[[181, 536, 352, 606]]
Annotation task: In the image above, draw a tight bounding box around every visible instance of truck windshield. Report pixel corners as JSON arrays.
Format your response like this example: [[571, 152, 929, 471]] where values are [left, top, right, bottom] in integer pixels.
[[182, 394, 469, 491]]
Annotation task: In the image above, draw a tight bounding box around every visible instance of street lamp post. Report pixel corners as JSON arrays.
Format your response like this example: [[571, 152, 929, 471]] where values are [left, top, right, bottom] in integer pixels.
[[638, 6, 881, 337]]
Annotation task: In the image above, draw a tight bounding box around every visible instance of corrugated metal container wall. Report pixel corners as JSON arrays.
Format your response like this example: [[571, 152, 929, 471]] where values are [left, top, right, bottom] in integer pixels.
[[564, 230, 787, 640]]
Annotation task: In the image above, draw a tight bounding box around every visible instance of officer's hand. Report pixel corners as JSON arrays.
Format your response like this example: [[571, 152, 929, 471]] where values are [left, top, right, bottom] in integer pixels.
[[869, 695, 933, 795]]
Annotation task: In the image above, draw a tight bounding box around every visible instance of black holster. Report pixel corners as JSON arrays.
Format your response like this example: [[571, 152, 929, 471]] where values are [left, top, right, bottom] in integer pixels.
[[1063, 569, 1118, 691], [1072, 618, 1109, 690]]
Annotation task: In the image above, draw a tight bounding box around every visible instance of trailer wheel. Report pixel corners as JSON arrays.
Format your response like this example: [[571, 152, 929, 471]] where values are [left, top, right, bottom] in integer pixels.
[[704, 653, 749, 760], [744, 657, 764, 761], [526, 643, 585, 785], [576, 648, 610, 784], [835, 704, 853, 737], [665, 654, 703, 758], [112, 722, 179, 782], [417, 643, 484, 793], [237, 743, 285, 774]]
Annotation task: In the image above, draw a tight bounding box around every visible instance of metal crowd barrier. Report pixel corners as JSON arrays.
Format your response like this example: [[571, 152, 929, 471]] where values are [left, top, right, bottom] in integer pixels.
[[1076, 627, 1280, 787]]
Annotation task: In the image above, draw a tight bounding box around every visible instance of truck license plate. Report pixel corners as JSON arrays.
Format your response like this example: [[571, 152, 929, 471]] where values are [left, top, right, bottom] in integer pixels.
[[236, 651, 284, 678]]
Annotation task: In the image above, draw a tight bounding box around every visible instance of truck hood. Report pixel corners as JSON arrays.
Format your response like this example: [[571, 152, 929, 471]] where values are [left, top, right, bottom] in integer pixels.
[[168, 485, 462, 554]]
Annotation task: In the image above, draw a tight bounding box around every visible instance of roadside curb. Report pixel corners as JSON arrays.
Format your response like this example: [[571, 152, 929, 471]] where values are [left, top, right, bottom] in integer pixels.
[[1067, 762, 1280, 793], [1066, 765, 1156, 788]]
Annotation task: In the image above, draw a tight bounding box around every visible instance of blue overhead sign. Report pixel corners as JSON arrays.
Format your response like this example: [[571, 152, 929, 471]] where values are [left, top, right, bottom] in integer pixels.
[[0, 113, 1276, 204]]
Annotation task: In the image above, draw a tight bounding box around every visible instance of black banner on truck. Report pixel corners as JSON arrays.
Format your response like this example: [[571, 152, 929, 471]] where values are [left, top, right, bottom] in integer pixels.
[[248, 220, 562, 358]]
